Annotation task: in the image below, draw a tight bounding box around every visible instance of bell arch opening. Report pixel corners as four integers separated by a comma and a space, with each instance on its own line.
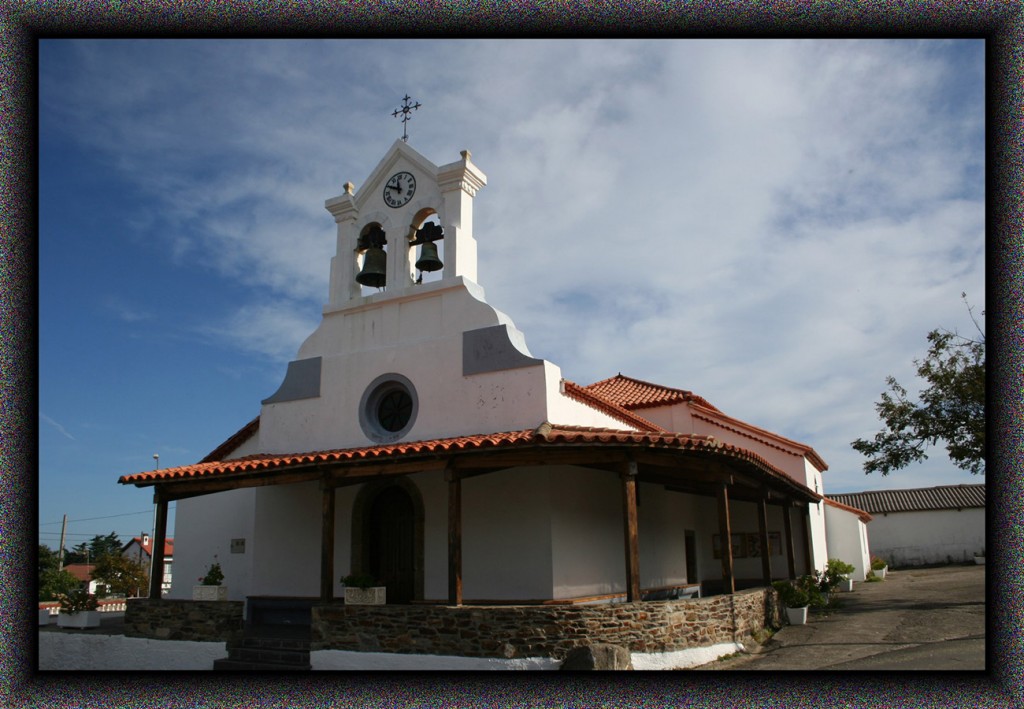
409, 210, 445, 286
356, 222, 388, 294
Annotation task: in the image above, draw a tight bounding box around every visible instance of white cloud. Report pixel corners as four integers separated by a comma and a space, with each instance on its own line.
40, 413, 75, 441
40, 39, 985, 494
198, 300, 321, 364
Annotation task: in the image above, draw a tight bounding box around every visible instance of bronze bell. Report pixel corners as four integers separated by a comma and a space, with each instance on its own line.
356, 246, 387, 288
415, 242, 443, 272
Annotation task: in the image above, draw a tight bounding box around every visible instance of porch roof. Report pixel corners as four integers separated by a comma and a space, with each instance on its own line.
118, 423, 820, 505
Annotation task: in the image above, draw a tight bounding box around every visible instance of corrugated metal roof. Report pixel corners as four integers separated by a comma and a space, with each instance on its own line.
828, 484, 985, 514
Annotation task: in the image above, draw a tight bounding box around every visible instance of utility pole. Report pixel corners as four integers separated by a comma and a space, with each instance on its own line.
57, 514, 67, 571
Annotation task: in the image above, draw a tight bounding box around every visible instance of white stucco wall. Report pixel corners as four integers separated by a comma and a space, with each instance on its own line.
460, 467, 553, 600
823, 505, 871, 581
803, 462, 829, 573
548, 467, 627, 599
635, 481, 690, 590
168, 487, 256, 602
865, 508, 985, 567
250, 482, 322, 597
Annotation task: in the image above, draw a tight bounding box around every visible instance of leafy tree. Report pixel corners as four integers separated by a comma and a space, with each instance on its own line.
92, 553, 150, 598
64, 541, 91, 565
38, 544, 60, 575
852, 295, 985, 475
64, 532, 123, 565
40, 568, 81, 601
38, 544, 81, 601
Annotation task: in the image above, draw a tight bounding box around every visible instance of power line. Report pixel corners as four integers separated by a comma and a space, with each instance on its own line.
39, 507, 173, 526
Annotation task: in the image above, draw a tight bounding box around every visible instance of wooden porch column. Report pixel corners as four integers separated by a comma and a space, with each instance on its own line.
716, 482, 735, 595
783, 502, 797, 579
447, 468, 463, 606
320, 481, 335, 603
149, 495, 168, 599
621, 460, 641, 602
758, 495, 772, 585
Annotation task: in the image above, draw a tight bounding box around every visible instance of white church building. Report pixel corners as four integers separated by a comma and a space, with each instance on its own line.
118, 138, 869, 662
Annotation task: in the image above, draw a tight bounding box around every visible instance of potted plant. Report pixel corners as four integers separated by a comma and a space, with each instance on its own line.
870, 556, 888, 579
773, 580, 810, 625
56, 589, 101, 628
973, 549, 985, 565
341, 573, 386, 605
826, 558, 856, 592
193, 559, 228, 601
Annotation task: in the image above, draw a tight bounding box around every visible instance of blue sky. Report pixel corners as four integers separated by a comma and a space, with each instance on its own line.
37, 39, 985, 551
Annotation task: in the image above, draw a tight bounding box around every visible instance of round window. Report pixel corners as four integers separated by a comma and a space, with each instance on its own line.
359, 374, 418, 443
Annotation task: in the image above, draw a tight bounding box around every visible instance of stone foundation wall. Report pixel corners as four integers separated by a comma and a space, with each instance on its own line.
124, 599, 243, 641
313, 588, 780, 660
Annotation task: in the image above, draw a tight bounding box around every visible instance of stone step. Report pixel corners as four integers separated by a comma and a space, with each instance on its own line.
213, 658, 311, 671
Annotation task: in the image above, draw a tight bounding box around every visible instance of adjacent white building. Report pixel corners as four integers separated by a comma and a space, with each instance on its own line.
829, 484, 985, 568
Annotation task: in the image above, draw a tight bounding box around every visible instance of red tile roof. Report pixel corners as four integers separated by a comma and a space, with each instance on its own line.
123, 537, 174, 558
584, 374, 721, 412
585, 374, 828, 472
823, 497, 873, 523
689, 408, 829, 472
63, 563, 96, 583
560, 380, 664, 432
199, 416, 259, 463
118, 423, 818, 502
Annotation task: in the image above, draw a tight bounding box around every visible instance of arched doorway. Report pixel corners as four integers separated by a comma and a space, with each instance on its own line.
351, 478, 423, 604
368, 486, 415, 603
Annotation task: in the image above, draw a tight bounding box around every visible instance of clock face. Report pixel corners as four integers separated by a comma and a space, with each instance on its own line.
383, 171, 416, 208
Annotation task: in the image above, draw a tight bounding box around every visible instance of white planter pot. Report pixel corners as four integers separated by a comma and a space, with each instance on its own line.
974, 556, 985, 565
192, 585, 228, 601
785, 606, 808, 625
39, 609, 53, 625
57, 610, 101, 628
871, 566, 887, 579
840, 579, 854, 592
344, 586, 386, 605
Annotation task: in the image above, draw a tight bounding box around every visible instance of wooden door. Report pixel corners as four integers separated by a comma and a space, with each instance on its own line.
368, 486, 415, 603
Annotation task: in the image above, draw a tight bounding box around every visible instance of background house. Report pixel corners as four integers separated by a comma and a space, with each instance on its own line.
122, 535, 174, 596
62, 563, 108, 595
829, 484, 984, 567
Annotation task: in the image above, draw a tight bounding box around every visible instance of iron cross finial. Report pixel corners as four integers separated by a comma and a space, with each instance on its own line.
392, 94, 421, 143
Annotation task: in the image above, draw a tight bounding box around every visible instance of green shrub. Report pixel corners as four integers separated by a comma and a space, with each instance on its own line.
201, 562, 224, 586
341, 573, 380, 589
57, 588, 99, 615
772, 580, 810, 608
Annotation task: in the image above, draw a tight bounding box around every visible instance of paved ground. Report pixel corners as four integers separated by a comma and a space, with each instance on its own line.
695, 564, 986, 670
39, 611, 126, 634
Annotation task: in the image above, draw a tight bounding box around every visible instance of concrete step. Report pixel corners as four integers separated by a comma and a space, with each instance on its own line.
215, 624, 312, 671
238, 635, 310, 651
228, 646, 309, 665
213, 658, 311, 671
